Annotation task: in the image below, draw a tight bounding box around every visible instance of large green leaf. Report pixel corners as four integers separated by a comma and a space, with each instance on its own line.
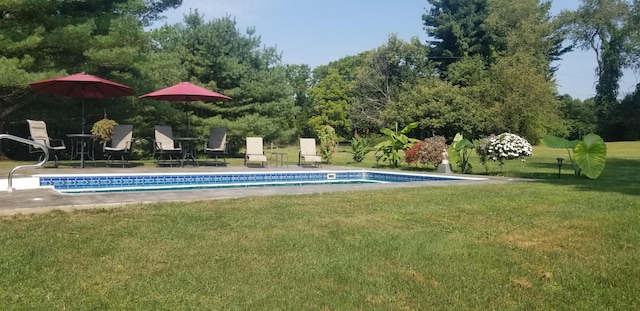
455, 139, 474, 151
380, 128, 395, 137
447, 144, 459, 167
399, 122, 420, 134
574, 139, 607, 179
374, 140, 391, 149
452, 133, 464, 144
582, 133, 605, 145
541, 136, 579, 149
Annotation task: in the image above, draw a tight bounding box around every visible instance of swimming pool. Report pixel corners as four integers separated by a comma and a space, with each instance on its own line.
34, 170, 487, 194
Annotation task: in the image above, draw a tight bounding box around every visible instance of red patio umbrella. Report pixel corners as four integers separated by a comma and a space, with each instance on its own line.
139, 82, 232, 136
28, 72, 134, 134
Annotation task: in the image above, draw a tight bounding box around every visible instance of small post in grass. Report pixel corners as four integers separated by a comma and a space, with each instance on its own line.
556, 157, 564, 178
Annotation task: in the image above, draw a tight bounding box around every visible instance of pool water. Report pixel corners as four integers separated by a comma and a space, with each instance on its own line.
35, 170, 486, 194
60, 180, 378, 194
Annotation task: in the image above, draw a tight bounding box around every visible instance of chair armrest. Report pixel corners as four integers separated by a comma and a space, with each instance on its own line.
50, 137, 65, 148
27, 136, 46, 153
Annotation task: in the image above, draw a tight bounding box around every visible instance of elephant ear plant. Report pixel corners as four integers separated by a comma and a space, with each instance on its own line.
447, 133, 474, 174
541, 133, 607, 179
374, 122, 419, 168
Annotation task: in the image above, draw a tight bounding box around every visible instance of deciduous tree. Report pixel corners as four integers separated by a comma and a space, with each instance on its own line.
561, 0, 634, 139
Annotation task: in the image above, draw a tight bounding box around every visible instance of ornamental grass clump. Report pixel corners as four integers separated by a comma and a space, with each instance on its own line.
484, 133, 533, 166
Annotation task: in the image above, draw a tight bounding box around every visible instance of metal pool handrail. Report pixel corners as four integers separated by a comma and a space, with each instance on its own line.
1, 134, 48, 191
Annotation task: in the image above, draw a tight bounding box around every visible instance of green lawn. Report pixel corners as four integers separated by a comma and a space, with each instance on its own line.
1, 142, 639, 310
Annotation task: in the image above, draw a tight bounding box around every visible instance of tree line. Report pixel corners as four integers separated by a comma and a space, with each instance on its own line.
1, 0, 639, 160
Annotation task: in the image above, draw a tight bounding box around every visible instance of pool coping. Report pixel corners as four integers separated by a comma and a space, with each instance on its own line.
0, 165, 525, 215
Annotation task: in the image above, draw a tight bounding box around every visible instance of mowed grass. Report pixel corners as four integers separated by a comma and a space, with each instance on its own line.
1, 142, 639, 309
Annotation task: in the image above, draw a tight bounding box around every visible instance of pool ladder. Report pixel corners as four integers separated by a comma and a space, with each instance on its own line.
1, 134, 48, 192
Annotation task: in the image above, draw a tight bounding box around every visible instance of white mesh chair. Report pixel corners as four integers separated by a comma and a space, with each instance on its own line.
298, 138, 322, 167
103, 124, 134, 167
154, 125, 182, 167
204, 127, 227, 166
244, 137, 267, 167
26, 119, 66, 167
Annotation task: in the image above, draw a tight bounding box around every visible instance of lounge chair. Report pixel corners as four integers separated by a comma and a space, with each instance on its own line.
244, 137, 267, 167
204, 127, 227, 166
299, 138, 322, 167
26, 119, 66, 167
154, 125, 182, 167
103, 124, 134, 168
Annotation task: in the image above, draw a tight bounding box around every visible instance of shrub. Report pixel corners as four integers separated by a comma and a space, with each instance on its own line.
91, 118, 118, 143
317, 125, 338, 164
474, 135, 495, 169
481, 133, 533, 166
404, 141, 421, 165
418, 135, 448, 167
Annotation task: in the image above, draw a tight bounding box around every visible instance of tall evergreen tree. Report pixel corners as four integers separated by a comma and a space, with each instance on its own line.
423, 0, 499, 70
0, 0, 180, 132
142, 12, 295, 150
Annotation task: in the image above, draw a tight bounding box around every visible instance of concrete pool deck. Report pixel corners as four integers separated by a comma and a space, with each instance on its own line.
0, 164, 522, 215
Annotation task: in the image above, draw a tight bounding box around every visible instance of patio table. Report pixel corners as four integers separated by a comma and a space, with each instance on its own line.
174, 137, 200, 166
66, 133, 97, 168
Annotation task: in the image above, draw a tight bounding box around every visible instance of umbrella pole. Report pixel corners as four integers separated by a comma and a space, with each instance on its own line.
81, 87, 86, 134
185, 101, 189, 137
82, 99, 85, 134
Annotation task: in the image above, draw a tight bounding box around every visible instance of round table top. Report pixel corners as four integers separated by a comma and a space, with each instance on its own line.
174, 137, 201, 141
66, 133, 98, 138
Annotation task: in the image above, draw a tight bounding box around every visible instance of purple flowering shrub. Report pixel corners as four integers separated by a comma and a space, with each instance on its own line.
474, 135, 495, 166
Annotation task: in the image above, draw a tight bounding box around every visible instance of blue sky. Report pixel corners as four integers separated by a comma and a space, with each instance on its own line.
159, 0, 638, 100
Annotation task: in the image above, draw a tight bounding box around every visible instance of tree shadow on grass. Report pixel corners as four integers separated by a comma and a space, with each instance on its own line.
369, 158, 640, 196
522, 158, 640, 196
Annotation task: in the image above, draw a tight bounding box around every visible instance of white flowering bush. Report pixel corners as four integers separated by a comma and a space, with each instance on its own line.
479, 133, 532, 164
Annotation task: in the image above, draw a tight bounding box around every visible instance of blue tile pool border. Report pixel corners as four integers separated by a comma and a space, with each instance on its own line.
34, 170, 487, 193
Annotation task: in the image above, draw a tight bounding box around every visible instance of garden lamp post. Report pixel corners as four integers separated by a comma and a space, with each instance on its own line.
556, 157, 564, 178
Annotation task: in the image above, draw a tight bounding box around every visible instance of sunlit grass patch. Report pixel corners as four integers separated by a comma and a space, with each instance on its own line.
1, 142, 640, 309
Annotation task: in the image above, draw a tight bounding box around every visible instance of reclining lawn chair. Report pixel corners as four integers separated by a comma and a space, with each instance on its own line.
26, 119, 66, 167
204, 127, 227, 166
154, 125, 182, 167
103, 124, 134, 167
244, 137, 267, 167
298, 138, 322, 167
